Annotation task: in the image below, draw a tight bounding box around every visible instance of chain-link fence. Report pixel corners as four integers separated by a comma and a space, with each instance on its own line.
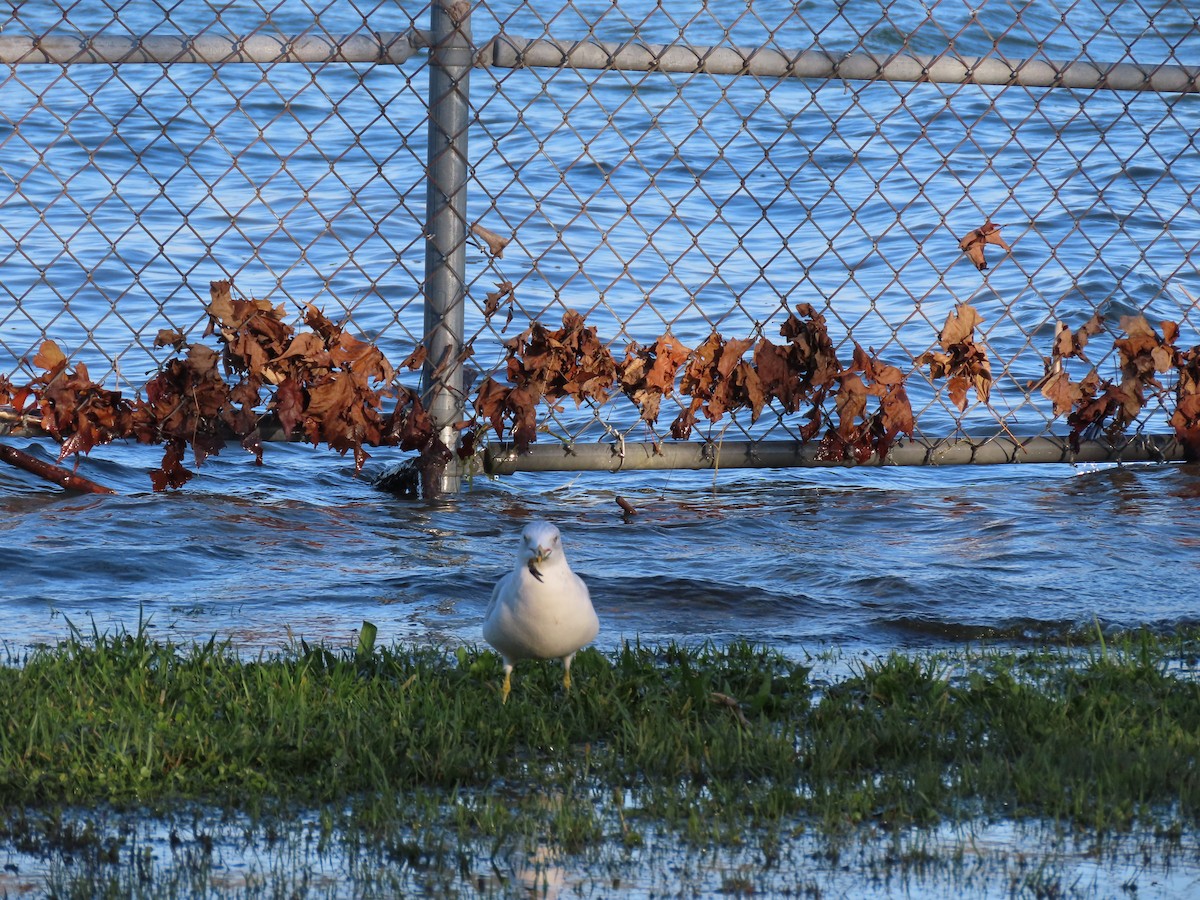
0, 1, 1197, 492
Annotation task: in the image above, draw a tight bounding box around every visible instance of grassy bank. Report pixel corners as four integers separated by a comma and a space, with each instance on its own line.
2, 625, 1200, 895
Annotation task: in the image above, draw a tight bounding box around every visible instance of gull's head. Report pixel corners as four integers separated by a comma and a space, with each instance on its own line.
518, 520, 563, 582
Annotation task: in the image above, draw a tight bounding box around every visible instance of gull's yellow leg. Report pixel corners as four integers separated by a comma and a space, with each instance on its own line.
501, 667, 512, 704
563, 653, 574, 692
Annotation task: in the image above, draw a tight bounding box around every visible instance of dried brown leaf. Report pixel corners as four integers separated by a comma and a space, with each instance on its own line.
617, 334, 690, 425
947, 375, 971, 412
400, 345, 427, 371
155, 329, 186, 350
1050, 312, 1106, 362
33, 340, 66, 371
471, 222, 511, 258
1040, 369, 1082, 416
958, 221, 1010, 271
273, 377, 305, 436
484, 280, 515, 323
938, 303, 983, 350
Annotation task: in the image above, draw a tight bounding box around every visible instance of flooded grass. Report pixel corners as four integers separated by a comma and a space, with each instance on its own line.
3, 624, 1200, 895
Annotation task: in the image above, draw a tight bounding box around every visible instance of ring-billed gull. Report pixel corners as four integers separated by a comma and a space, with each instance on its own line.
483, 520, 599, 704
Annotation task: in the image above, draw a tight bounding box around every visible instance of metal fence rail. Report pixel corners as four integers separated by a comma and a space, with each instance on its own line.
485, 35, 1200, 92
0, 1, 1197, 494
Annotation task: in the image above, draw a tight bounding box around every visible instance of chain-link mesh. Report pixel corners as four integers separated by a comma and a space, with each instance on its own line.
0, 1, 431, 398
1, 1, 1197, 479
462, 1, 1200, 472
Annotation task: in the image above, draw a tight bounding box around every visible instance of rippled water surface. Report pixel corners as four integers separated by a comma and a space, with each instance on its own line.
3, 439, 1198, 661
1, 0, 1199, 659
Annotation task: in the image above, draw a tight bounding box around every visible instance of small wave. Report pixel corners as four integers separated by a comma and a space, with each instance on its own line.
585, 574, 810, 612
879, 615, 1200, 646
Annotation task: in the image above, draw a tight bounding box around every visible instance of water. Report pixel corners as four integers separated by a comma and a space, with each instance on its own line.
2, 436, 1198, 663
5, 808, 1200, 898
1, 0, 1199, 657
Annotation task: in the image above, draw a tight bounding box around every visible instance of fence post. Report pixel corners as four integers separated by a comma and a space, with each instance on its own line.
420, 0, 472, 496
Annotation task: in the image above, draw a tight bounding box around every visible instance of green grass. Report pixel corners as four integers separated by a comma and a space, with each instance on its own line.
3, 623, 1200, 895
0, 626, 811, 824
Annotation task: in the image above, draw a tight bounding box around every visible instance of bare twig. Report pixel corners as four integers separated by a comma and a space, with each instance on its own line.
0, 442, 117, 494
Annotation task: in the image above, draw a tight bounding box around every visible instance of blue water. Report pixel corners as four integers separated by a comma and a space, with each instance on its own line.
2, 437, 1198, 663
1, 1, 1199, 658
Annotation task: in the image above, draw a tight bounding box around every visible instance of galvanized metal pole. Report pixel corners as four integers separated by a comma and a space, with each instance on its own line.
421, 0, 472, 496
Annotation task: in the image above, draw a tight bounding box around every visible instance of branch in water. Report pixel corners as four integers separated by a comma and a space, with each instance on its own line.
0, 442, 117, 495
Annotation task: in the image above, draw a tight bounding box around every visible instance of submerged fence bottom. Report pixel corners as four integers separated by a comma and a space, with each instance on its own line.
481, 436, 1189, 475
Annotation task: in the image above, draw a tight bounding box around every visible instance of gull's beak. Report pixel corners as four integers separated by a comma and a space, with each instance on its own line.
526, 546, 551, 582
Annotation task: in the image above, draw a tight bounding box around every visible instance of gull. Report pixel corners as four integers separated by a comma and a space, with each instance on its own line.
483, 520, 599, 704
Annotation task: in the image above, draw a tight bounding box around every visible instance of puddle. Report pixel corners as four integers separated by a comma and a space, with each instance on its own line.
3, 806, 1199, 898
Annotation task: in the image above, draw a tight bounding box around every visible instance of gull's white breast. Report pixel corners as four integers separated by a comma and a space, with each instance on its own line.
484, 561, 599, 662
